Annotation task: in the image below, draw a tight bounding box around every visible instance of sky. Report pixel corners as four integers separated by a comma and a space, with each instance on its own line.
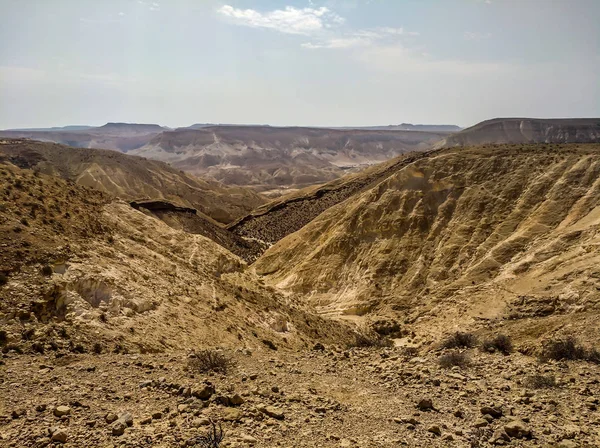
0, 0, 599, 129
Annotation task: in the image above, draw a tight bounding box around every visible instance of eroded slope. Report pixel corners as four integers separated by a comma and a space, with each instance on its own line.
229, 151, 436, 245
0, 163, 356, 356
255, 143, 600, 343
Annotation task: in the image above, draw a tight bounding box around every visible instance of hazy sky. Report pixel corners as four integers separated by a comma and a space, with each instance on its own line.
1, 0, 599, 128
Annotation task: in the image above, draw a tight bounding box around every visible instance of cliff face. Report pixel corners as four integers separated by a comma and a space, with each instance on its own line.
435, 118, 600, 148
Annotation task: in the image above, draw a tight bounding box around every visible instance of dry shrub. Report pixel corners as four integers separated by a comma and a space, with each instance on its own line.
525, 374, 557, 389
439, 350, 470, 369
188, 349, 233, 374
540, 337, 587, 362
192, 419, 225, 447
481, 334, 513, 355
442, 332, 478, 349
347, 332, 393, 349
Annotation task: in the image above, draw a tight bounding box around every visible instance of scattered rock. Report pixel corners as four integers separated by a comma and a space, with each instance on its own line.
427, 425, 442, 436
504, 420, 532, 439
50, 428, 68, 443
53, 406, 71, 417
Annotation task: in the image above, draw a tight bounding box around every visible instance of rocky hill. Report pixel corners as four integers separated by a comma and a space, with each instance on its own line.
0, 139, 266, 223
131, 126, 448, 194
436, 118, 600, 148
255, 143, 600, 345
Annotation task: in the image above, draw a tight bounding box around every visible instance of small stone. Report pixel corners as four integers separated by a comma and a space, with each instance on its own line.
481, 406, 503, 419
152, 411, 163, 420
140, 416, 152, 425
504, 420, 532, 439
111, 420, 127, 436
192, 384, 215, 400
427, 425, 442, 436
557, 441, 578, 448
51, 428, 68, 443
105, 413, 118, 423
118, 412, 133, 426
53, 406, 71, 417
474, 418, 489, 428
222, 408, 243, 422
229, 394, 245, 406
491, 428, 511, 443
258, 405, 284, 420
192, 417, 211, 427
240, 434, 257, 444
417, 398, 435, 411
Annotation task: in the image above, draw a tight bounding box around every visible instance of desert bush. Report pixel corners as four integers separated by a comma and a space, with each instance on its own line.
188, 349, 233, 374
481, 334, 513, 355
32, 342, 45, 354
0, 273, 7, 287
41, 265, 53, 276
0, 329, 7, 345
93, 343, 103, 354
347, 332, 393, 349
586, 348, 600, 364
191, 419, 225, 447
540, 336, 586, 362
525, 374, 557, 389
442, 332, 478, 349
439, 350, 470, 369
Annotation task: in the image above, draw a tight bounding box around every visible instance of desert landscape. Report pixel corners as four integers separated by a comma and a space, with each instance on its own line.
2, 0, 600, 447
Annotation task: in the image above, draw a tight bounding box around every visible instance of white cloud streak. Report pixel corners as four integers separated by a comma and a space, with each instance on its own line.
302, 27, 419, 50
217, 5, 344, 35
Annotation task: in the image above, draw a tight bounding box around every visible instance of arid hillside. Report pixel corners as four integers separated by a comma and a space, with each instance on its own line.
255, 143, 600, 344
0, 139, 266, 223
0, 162, 357, 356
229, 151, 435, 245
131, 126, 448, 193
436, 118, 600, 148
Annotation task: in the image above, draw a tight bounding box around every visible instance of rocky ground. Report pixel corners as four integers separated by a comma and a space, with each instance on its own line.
1, 344, 598, 447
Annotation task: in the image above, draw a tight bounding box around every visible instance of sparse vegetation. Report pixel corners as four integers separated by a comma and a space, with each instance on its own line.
191, 420, 225, 448
188, 349, 233, 374
346, 332, 393, 349
41, 265, 53, 276
441, 332, 478, 349
539, 336, 597, 363
439, 350, 470, 368
0, 273, 7, 286
481, 334, 513, 355
93, 342, 103, 354
525, 374, 557, 389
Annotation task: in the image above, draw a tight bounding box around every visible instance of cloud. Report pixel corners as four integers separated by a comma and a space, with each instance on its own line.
118, 12, 125, 17
302, 26, 419, 50
217, 5, 344, 35
138, 0, 159, 11
464, 31, 492, 40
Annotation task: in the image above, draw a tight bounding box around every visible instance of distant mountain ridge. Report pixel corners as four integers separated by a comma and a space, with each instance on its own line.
435, 117, 600, 148
131, 125, 450, 193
